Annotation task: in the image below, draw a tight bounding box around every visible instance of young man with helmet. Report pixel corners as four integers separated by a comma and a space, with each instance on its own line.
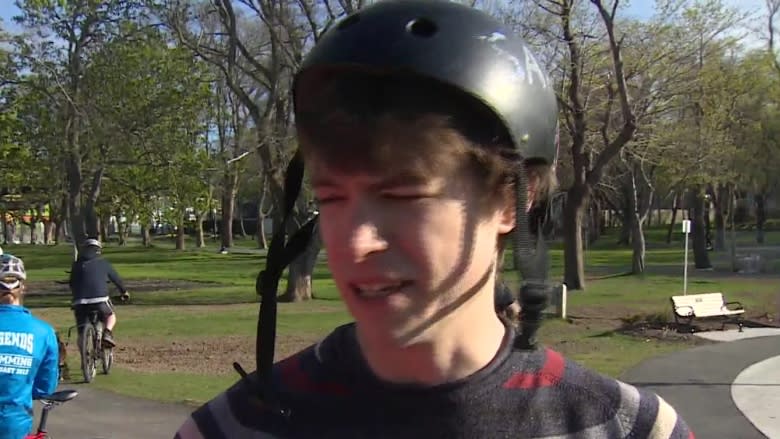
69, 238, 129, 348
0, 254, 60, 439
176, 1, 693, 437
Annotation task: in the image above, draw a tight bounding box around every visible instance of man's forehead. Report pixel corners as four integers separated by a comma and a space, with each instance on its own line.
310, 165, 436, 188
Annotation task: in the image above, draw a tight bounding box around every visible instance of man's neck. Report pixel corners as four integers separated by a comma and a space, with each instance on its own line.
356, 301, 507, 387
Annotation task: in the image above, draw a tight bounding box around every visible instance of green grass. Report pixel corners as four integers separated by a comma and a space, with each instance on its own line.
60, 359, 238, 405
9, 230, 780, 405
93, 369, 237, 405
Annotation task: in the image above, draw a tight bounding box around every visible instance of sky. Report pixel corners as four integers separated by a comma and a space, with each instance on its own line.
0, 0, 773, 42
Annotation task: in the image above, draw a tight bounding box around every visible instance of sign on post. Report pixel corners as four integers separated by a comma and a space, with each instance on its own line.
682, 220, 691, 295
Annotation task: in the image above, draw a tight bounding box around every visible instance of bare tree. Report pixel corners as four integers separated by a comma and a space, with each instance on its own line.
768, 0, 780, 73
532, 0, 637, 290
165, 0, 364, 301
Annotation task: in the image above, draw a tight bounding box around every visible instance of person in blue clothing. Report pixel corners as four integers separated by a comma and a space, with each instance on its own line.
69, 238, 129, 348
0, 254, 59, 439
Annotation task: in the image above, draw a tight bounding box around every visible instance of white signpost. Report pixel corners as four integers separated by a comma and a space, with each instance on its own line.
682, 220, 692, 295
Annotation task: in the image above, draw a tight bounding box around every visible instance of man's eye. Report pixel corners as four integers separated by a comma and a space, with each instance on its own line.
382, 193, 433, 200
315, 196, 344, 204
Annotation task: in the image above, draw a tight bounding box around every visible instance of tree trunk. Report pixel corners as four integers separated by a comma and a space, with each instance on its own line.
83, 167, 104, 238
117, 221, 126, 246
196, 211, 207, 248
618, 210, 632, 245
666, 191, 680, 244
630, 213, 646, 274
257, 215, 268, 250
691, 189, 712, 269
588, 198, 601, 244
630, 164, 654, 274
99, 213, 110, 243
279, 226, 322, 302
256, 187, 269, 249
563, 186, 588, 290
4, 215, 14, 244
618, 178, 632, 245
29, 218, 37, 245
755, 192, 766, 244
117, 211, 128, 246
220, 165, 240, 249
44, 221, 54, 244
141, 224, 151, 247
64, 94, 87, 243
730, 188, 738, 271
55, 193, 69, 245
1, 212, 7, 245
55, 220, 67, 245
239, 207, 248, 238
67, 164, 85, 243
712, 184, 727, 251
176, 215, 186, 250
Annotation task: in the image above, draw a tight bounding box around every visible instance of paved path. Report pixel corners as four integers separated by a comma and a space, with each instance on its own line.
622, 334, 780, 439
694, 327, 780, 342
732, 354, 780, 439
33, 385, 193, 439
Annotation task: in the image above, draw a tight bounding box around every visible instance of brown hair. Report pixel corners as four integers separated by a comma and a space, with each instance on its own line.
294, 68, 557, 211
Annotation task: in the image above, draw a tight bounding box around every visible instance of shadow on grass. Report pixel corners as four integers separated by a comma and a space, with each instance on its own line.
585, 271, 634, 281
587, 316, 778, 339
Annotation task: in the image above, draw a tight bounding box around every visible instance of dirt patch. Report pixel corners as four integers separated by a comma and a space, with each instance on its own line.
25, 279, 220, 296
61, 292, 780, 377
563, 301, 778, 345
95, 333, 324, 375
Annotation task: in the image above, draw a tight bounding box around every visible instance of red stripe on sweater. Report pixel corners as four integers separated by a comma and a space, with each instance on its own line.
502, 348, 565, 389
280, 355, 351, 396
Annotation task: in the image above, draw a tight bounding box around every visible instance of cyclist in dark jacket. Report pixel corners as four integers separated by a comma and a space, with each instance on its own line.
68, 239, 129, 347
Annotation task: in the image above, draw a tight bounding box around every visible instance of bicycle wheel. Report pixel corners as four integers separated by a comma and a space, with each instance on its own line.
80, 325, 97, 383
101, 342, 113, 375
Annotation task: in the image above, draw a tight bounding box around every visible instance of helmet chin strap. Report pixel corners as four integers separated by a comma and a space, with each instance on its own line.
512, 167, 551, 351
233, 150, 318, 415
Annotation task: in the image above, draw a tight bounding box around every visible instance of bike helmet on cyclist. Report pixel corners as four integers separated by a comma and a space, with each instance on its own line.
244, 0, 559, 410
0, 254, 27, 290
83, 238, 102, 249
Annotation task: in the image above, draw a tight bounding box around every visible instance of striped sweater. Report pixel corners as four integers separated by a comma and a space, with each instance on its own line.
175, 323, 693, 438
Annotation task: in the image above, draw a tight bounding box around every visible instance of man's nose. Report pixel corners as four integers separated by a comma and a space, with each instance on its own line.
348, 210, 389, 263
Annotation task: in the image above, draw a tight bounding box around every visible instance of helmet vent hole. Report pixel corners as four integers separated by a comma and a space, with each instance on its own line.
337, 14, 361, 30
406, 17, 437, 37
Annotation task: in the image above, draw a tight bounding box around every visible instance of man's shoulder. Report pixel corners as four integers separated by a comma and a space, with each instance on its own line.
513, 347, 691, 438
176, 330, 348, 439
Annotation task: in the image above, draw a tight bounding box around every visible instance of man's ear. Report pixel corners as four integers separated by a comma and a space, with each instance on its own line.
498, 176, 538, 234
498, 193, 516, 234
526, 174, 538, 212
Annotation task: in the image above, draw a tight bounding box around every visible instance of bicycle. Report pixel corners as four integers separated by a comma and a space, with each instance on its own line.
73, 309, 113, 383
24, 389, 79, 439
58, 272, 128, 383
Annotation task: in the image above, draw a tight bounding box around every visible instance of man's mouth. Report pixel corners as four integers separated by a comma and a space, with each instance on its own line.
351, 281, 414, 298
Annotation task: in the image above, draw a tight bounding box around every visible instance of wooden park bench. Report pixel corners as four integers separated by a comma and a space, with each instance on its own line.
670, 293, 745, 332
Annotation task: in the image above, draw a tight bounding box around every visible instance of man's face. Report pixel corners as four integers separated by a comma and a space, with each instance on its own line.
309, 148, 515, 346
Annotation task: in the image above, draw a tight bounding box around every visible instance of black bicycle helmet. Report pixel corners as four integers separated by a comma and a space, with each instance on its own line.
295, 0, 558, 166
239, 0, 559, 415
